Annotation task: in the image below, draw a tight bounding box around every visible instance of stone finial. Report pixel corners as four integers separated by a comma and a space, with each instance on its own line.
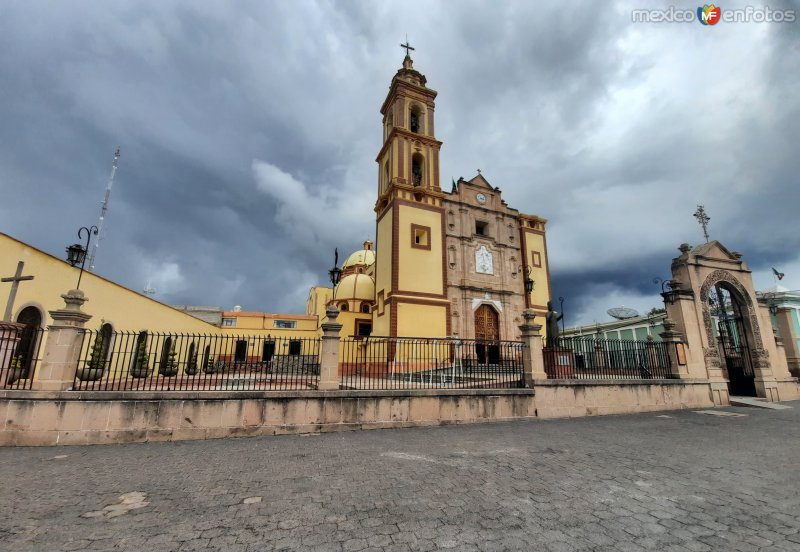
731, 251, 742, 259
662, 317, 676, 332
61, 289, 88, 311
325, 305, 340, 323
679, 243, 691, 254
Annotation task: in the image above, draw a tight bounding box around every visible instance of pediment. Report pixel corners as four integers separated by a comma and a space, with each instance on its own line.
690, 240, 740, 262
466, 173, 498, 191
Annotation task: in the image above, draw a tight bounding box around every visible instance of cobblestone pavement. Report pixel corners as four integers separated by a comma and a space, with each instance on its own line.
2, 402, 800, 551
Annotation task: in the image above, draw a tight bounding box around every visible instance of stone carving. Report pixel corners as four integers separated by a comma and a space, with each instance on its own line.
475, 245, 493, 275
699, 269, 764, 354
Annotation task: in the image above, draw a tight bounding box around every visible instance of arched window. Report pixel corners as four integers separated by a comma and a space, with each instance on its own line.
14, 306, 42, 377
383, 160, 390, 191
186, 342, 197, 374
385, 112, 394, 140
409, 106, 422, 133
361, 303, 371, 314
202, 344, 211, 372
340, 303, 349, 312
130, 331, 149, 374
99, 322, 114, 371
411, 153, 424, 187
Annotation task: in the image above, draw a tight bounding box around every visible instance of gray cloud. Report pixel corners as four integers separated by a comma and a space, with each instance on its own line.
1, 0, 797, 325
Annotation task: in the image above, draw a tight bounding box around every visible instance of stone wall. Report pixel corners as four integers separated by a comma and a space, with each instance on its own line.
0, 381, 716, 446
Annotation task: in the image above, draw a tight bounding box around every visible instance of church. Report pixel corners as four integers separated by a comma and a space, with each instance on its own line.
0, 50, 552, 351
314, 50, 552, 341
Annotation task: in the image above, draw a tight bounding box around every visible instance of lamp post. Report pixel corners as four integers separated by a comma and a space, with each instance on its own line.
653, 277, 675, 306
65, 226, 98, 290
328, 248, 342, 287
558, 296, 565, 333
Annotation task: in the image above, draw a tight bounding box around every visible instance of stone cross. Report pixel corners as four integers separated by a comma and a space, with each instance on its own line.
400, 40, 415, 57
2, 261, 34, 321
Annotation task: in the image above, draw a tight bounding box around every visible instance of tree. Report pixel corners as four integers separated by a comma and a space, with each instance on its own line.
130, 338, 150, 378
647, 307, 666, 316
160, 344, 178, 377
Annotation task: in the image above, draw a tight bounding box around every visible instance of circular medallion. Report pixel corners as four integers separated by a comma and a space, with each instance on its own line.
476, 193, 486, 204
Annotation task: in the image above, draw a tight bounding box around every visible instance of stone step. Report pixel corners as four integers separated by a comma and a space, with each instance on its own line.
729, 396, 792, 409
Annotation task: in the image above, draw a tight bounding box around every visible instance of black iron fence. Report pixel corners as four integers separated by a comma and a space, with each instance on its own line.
340, 336, 525, 390
1, 326, 45, 390
73, 330, 322, 391
544, 336, 674, 380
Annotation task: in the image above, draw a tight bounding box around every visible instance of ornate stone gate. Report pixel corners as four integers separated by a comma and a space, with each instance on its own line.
662, 241, 799, 404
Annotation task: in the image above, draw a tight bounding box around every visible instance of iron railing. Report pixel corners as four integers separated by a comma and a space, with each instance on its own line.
544, 336, 674, 380
1, 326, 45, 390
73, 331, 321, 391
340, 336, 525, 390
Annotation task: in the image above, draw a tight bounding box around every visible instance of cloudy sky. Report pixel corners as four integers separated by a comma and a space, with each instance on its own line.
1, 0, 798, 326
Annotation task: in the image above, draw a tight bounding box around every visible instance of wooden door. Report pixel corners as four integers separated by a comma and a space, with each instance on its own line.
474, 305, 500, 340
474, 305, 500, 364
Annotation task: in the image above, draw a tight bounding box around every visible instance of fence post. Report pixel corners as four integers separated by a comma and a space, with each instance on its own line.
519, 309, 546, 386
659, 317, 689, 379
318, 306, 342, 391
32, 289, 92, 391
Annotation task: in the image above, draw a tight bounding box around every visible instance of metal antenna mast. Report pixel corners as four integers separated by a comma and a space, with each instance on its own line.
88, 147, 121, 271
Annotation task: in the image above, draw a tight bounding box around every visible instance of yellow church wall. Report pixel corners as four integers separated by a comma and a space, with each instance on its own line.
376, 210, 393, 292
396, 302, 447, 338
373, 303, 391, 337
305, 286, 332, 319
521, 230, 551, 313
0, 233, 215, 334
397, 205, 443, 296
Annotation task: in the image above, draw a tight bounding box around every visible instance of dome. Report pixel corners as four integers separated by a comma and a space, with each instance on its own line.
342, 240, 375, 270
334, 273, 375, 302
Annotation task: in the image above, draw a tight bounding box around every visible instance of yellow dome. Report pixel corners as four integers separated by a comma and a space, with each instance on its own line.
334, 273, 375, 302
342, 241, 375, 269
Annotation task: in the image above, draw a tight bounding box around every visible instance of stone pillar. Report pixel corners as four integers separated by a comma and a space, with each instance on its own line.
0, 321, 25, 382
32, 289, 92, 391
318, 306, 342, 391
663, 286, 707, 379
774, 307, 800, 378
659, 318, 690, 379
519, 309, 546, 386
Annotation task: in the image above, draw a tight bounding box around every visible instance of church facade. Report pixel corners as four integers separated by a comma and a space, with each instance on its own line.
324, 53, 552, 341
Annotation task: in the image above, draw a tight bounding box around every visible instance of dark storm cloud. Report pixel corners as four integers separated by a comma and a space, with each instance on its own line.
1, 0, 798, 325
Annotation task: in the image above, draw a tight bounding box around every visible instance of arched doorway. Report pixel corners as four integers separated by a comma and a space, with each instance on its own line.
708, 283, 757, 396
474, 304, 500, 364
14, 306, 42, 377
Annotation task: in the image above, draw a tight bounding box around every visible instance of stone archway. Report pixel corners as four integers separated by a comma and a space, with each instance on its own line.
699, 273, 761, 396
664, 241, 798, 403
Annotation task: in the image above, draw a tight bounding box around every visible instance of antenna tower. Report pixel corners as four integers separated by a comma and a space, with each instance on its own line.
88, 147, 121, 271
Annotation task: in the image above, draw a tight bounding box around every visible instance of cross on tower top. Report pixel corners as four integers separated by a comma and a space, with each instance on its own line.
1, 261, 34, 321
693, 205, 711, 243
400, 39, 415, 57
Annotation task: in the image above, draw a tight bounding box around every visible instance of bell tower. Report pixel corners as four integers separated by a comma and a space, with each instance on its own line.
373, 45, 448, 337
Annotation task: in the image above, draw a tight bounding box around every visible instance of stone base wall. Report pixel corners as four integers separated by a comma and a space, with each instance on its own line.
533, 380, 715, 418
0, 381, 718, 446
774, 378, 800, 402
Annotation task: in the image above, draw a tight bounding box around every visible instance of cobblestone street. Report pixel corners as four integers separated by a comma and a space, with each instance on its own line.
1, 402, 799, 551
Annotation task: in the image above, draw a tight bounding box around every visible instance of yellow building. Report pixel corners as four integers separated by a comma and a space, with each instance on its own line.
314, 52, 552, 342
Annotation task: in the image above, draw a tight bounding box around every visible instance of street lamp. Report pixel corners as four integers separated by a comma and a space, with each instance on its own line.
523, 265, 535, 295
328, 248, 342, 286
65, 226, 98, 290
558, 296, 565, 333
